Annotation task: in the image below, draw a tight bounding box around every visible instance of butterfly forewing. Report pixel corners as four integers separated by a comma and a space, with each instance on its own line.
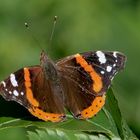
57, 51, 126, 96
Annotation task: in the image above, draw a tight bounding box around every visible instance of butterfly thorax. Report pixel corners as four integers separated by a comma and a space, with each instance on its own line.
40, 51, 58, 82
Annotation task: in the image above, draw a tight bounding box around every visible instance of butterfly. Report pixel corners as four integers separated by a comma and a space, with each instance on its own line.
0, 50, 126, 122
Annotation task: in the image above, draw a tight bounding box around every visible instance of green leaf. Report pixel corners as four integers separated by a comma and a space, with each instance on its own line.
105, 88, 138, 140
0, 88, 138, 140
0, 111, 119, 139
27, 128, 111, 140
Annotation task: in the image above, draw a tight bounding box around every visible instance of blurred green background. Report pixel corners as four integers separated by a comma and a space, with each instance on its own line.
0, 0, 140, 139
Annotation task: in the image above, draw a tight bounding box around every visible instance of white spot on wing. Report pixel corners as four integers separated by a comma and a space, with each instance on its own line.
113, 52, 117, 58
106, 66, 112, 72
13, 90, 19, 96
21, 92, 24, 95
9, 91, 12, 94
5, 89, 8, 91
10, 74, 18, 87
101, 71, 105, 74
1, 81, 6, 87
113, 64, 116, 67
96, 51, 107, 64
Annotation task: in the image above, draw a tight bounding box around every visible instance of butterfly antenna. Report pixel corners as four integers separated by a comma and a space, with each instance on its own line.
24, 22, 43, 50
48, 16, 58, 49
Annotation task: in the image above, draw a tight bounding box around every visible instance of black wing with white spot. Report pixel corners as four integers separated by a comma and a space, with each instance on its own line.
81, 51, 126, 91
57, 51, 126, 96
83, 51, 126, 74
0, 68, 30, 108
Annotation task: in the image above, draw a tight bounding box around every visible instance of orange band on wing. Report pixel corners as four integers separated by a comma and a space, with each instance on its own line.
81, 95, 105, 118
28, 107, 65, 122
75, 54, 103, 93
24, 68, 39, 107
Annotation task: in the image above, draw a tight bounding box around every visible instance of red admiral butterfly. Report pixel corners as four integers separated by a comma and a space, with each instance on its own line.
0, 50, 126, 122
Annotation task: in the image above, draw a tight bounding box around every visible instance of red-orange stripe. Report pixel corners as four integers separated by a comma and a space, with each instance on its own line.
75, 54, 103, 93
81, 95, 106, 118
24, 68, 64, 122
24, 68, 39, 107
28, 107, 64, 122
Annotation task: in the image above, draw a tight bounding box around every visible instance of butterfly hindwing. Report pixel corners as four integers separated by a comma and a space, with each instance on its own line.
60, 74, 106, 119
